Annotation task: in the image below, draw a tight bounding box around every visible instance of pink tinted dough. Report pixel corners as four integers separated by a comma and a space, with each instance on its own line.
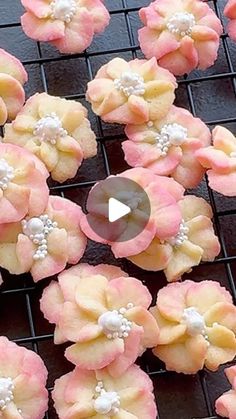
52, 364, 157, 419
0, 196, 87, 282
0, 49, 27, 124
0, 143, 49, 224
123, 105, 211, 188
0, 336, 48, 419
3, 92, 97, 183
40, 263, 159, 375
151, 280, 236, 374
86, 57, 177, 125
128, 195, 220, 281
215, 365, 236, 418
196, 125, 236, 196
80, 167, 185, 259
139, 0, 223, 76
21, 0, 110, 54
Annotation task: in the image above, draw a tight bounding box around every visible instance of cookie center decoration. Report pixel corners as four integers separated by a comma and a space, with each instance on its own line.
33, 113, 67, 145
183, 307, 207, 338
50, 0, 77, 23
98, 304, 133, 339
155, 123, 188, 156
167, 12, 196, 37
167, 220, 189, 247
22, 215, 58, 261
94, 382, 120, 415
114, 72, 145, 97
0, 377, 14, 411
0, 159, 14, 191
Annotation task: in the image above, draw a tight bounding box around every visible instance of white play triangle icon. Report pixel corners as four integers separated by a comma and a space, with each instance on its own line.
108, 197, 131, 223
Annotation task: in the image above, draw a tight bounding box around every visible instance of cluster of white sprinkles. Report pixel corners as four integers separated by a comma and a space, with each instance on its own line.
33, 112, 67, 145
0, 377, 14, 411
155, 123, 188, 156
167, 219, 189, 248
167, 12, 196, 37
50, 0, 77, 23
98, 303, 134, 340
0, 159, 14, 191
94, 381, 121, 415
22, 215, 58, 260
182, 307, 210, 346
114, 71, 146, 97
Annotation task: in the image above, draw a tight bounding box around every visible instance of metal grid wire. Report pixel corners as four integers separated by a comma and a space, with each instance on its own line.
0, 0, 236, 418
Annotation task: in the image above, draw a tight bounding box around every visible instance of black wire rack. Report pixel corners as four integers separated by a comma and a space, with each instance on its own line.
0, 0, 236, 418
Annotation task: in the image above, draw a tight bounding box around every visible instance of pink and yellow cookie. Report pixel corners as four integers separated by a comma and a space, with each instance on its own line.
40, 263, 159, 376
21, 0, 110, 54
138, 0, 223, 76
123, 106, 211, 188
86, 57, 177, 125
196, 125, 236, 196
80, 168, 185, 259
0, 49, 27, 125
52, 364, 157, 418
0, 196, 87, 282
3, 92, 97, 183
0, 336, 48, 418
216, 365, 236, 418
225, 0, 236, 42
150, 280, 236, 374
128, 195, 220, 281
0, 143, 49, 224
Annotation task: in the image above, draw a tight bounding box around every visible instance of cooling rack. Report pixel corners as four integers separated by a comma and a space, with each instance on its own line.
0, 0, 236, 418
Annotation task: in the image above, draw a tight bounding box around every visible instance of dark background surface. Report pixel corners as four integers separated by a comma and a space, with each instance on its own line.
0, 0, 236, 418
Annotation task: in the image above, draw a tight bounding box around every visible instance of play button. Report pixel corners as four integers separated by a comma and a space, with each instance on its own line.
82, 176, 151, 243
108, 198, 131, 222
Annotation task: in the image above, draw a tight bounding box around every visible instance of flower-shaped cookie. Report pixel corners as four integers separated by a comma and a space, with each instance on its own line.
80, 168, 185, 259
139, 0, 223, 76
0, 196, 87, 282
150, 280, 236, 374
196, 125, 236, 196
216, 365, 236, 418
40, 263, 159, 376
21, 0, 110, 54
0, 336, 48, 418
53, 364, 157, 419
0, 143, 49, 224
128, 195, 220, 282
123, 106, 211, 188
0, 49, 27, 125
225, 0, 236, 42
86, 57, 177, 125
3, 92, 97, 183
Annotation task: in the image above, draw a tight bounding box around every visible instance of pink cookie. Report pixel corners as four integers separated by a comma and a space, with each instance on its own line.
150, 280, 236, 374
52, 364, 157, 418
21, 0, 110, 54
123, 105, 211, 188
225, 0, 236, 42
80, 167, 185, 259
0, 196, 87, 282
0, 336, 48, 418
3, 92, 97, 183
0, 143, 49, 224
128, 195, 220, 281
86, 57, 177, 125
0, 49, 27, 125
216, 365, 236, 418
40, 263, 159, 376
196, 125, 236, 196
139, 0, 223, 76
